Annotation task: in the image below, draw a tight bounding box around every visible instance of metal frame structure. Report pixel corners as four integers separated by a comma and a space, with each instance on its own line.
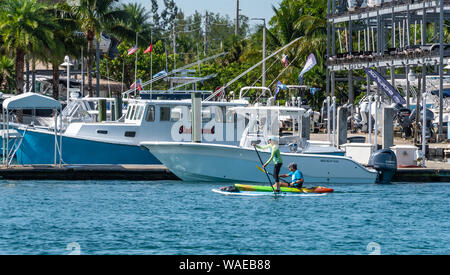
326, 0, 450, 139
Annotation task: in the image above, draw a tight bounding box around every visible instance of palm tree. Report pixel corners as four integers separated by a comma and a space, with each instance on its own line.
0, 56, 15, 92
45, 2, 84, 100
268, 0, 305, 47
113, 2, 153, 45
295, 0, 327, 68
72, 0, 126, 97
0, 0, 56, 94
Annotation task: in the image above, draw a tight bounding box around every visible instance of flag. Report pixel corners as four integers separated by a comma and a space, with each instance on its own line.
127, 45, 138, 55
281, 54, 289, 68
130, 79, 142, 91
298, 53, 317, 85
364, 68, 406, 105
274, 81, 287, 102
144, 44, 153, 54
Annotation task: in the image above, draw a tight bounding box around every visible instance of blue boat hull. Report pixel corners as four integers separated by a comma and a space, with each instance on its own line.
15, 129, 161, 165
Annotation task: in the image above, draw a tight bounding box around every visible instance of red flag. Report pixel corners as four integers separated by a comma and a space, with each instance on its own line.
130, 79, 142, 90
144, 44, 153, 54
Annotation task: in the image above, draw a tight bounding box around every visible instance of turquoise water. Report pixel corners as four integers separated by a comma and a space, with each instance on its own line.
0, 180, 449, 255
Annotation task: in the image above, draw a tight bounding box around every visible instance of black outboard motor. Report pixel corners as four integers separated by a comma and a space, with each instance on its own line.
393, 103, 412, 137
368, 149, 397, 184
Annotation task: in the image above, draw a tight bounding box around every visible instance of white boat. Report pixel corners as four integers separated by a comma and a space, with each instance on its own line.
140, 141, 379, 183
140, 106, 383, 184
7, 65, 249, 165
10, 98, 248, 165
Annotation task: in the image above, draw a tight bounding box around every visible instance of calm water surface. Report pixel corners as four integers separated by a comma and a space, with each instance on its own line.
0, 180, 449, 255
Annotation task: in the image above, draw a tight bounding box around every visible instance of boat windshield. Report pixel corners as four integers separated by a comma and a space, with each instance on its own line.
237, 107, 303, 148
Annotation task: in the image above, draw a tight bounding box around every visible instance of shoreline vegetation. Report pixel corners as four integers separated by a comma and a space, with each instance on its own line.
0, 0, 328, 109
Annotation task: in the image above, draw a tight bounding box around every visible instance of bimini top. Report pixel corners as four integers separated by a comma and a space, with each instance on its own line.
2, 92, 62, 110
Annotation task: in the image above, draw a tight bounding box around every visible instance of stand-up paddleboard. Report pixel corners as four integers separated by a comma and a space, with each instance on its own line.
234, 184, 334, 194
212, 188, 328, 197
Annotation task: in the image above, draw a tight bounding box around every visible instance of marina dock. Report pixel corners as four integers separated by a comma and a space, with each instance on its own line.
0, 164, 179, 181
0, 162, 448, 182
394, 161, 450, 182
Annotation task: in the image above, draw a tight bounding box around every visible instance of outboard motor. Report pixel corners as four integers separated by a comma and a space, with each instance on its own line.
368, 149, 397, 184
393, 103, 412, 137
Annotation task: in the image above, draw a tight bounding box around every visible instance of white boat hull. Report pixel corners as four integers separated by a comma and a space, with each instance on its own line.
140, 142, 379, 184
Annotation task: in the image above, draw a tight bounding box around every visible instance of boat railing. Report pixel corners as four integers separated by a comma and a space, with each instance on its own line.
239, 87, 272, 102
1, 128, 24, 165
122, 52, 227, 98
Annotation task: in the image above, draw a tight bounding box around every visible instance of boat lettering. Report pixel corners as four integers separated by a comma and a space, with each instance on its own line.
320, 159, 339, 163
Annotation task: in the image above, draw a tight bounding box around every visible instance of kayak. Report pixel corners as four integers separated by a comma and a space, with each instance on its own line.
234, 184, 334, 194
212, 189, 327, 197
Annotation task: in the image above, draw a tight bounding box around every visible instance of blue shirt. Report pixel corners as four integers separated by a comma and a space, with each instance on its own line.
289, 170, 303, 183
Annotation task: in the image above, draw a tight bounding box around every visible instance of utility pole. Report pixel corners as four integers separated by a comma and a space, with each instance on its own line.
235, 0, 240, 36
204, 11, 208, 55
251, 18, 266, 87
262, 20, 266, 88
173, 22, 176, 70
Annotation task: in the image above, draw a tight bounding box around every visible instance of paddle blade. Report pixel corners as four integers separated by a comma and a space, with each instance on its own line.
256, 165, 266, 173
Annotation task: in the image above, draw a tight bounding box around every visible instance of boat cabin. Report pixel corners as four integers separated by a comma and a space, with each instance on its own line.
64, 99, 249, 145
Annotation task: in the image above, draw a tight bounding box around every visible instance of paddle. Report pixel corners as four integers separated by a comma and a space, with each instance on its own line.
255, 165, 289, 184
253, 145, 277, 194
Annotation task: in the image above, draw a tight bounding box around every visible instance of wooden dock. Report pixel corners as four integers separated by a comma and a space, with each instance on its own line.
0, 163, 448, 182
392, 161, 450, 182
393, 168, 450, 182
0, 165, 180, 181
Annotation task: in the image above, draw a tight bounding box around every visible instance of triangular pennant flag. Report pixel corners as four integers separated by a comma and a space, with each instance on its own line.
298, 53, 317, 85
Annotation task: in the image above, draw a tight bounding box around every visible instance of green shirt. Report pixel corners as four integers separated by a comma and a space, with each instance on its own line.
256, 144, 283, 166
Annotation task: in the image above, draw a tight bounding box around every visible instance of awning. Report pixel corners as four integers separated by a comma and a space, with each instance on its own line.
2, 92, 62, 110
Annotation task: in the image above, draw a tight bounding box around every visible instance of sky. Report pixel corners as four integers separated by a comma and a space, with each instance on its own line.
129, 0, 282, 27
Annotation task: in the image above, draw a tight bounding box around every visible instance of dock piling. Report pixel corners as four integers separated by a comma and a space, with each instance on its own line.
301, 112, 311, 141
337, 106, 348, 148
191, 93, 202, 143
382, 107, 394, 149
114, 95, 122, 121
98, 99, 107, 122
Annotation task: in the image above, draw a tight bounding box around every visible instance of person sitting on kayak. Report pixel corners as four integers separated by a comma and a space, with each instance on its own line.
256, 136, 283, 192
280, 162, 304, 188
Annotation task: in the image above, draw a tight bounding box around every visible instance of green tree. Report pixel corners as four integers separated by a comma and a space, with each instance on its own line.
263, 0, 327, 109
0, 0, 56, 94
72, 0, 127, 96
113, 2, 153, 45
45, 2, 85, 100
161, 0, 178, 31
0, 56, 15, 92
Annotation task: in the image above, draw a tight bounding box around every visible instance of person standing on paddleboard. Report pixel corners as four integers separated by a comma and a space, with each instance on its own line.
256, 136, 283, 192
279, 162, 304, 188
